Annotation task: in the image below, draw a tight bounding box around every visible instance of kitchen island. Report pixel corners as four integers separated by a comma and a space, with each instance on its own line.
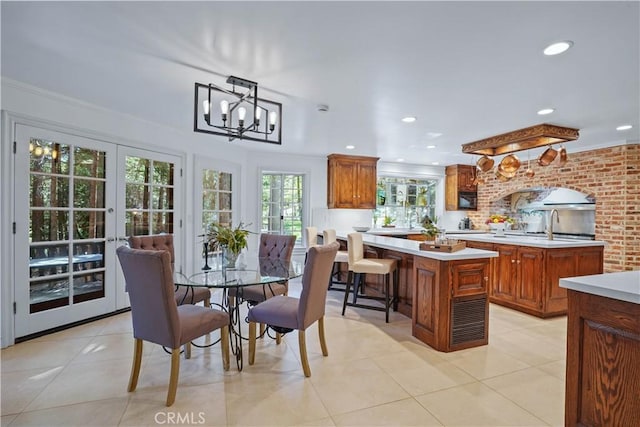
447, 233, 606, 318
560, 271, 640, 426
333, 232, 497, 352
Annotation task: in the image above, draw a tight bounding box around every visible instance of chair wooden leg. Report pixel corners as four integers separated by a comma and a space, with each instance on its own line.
248, 321, 257, 365
259, 323, 266, 339
184, 342, 191, 359
221, 325, 230, 371
318, 316, 328, 357
276, 332, 282, 345
166, 348, 180, 406
298, 330, 311, 377
204, 297, 211, 307
128, 338, 143, 392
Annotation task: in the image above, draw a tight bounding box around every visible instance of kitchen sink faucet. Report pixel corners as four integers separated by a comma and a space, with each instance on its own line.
547, 209, 559, 240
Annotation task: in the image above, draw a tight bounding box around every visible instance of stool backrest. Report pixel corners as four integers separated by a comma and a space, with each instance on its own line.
347, 232, 365, 267
304, 226, 318, 250
322, 229, 337, 244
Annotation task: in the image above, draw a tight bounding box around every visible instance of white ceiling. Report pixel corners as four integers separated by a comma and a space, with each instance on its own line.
2, 1, 639, 165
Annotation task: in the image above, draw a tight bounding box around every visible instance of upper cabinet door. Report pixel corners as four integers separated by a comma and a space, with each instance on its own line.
327, 154, 379, 209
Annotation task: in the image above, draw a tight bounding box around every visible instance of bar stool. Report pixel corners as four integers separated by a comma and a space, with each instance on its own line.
322, 229, 349, 290
341, 232, 398, 323
304, 226, 318, 264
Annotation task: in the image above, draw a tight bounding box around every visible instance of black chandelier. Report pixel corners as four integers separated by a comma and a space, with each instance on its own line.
194, 76, 282, 145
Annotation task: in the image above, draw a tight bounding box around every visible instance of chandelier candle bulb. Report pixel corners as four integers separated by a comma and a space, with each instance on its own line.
255, 107, 262, 125
220, 100, 229, 122
269, 111, 277, 131
238, 106, 246, 128
202, 100, 210, 115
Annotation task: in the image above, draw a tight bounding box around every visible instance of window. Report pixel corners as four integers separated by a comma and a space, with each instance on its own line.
202, 169, 233, 229
261, 173, 304, 245
374, 176, 438, 228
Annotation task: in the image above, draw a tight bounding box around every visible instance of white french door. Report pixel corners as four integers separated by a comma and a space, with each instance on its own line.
14, 125, 117, 337
13, 124, 182, 337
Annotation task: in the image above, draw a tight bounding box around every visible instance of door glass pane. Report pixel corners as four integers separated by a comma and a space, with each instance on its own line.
30, 175, 69, 207
74, 148, 106, 178
28, 137, 108, 313
30, 210, 70, 242
74, 179, 105, 208
125, 156, 175, 236
261, 173, 304, 245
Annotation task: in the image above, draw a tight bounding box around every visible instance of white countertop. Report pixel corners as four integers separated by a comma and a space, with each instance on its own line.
447, 233, 606, 249
337, 231, 497, 261
560, 271, 640, 304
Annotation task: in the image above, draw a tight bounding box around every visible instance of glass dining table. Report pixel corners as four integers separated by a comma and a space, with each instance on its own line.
174, 257, 303, 370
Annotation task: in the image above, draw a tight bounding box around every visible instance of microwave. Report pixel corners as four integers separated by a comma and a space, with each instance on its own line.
458, 192, 477, 210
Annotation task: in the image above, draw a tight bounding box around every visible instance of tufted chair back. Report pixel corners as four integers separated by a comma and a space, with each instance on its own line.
258, 234, 296, 261
128, 234, 175, 272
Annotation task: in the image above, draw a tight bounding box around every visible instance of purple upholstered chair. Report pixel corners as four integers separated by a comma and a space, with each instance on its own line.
128, 234, 211, 307
116, 246, 230, 406
247, 242, 339, 377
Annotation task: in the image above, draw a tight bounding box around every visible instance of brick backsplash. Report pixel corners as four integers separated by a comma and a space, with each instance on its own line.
467, 144, 639, 272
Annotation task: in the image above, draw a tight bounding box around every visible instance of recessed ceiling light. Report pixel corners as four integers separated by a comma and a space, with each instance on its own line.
397, 158, 405, 162
426, 132, 442, 139
543, 40, 573, 56
402, 116, 416, 123
427, 145, 436, 149
537, 108, 555, 115
616, 125, 633, 131
431, 161, 439, 166
345, 145, 355, 150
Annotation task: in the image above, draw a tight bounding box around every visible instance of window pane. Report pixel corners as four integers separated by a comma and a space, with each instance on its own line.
153, 161, 174, 186
126, 157, 151, 184
219, 172, 232, 191
30, 210, 70, 242
30, 140, 69, 174
30, 175, 69, 207
73, 272, 105, 304
74, 148, 106, 178
152, 212, 174, 234
126, 211, 149, 236
74, 211, 105, 239
74, 179, 105, 208
126, 183, 150, 209
203, 191, 218, 210
30, 243, 70, 277
152, 186, 174, 209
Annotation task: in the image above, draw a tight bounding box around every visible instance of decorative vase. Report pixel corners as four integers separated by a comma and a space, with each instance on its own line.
222, 246, 239, 268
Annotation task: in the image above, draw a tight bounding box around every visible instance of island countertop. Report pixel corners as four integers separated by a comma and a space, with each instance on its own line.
447, 232, 607, 249
560, 270, 640, 304
335, 231, 497, 261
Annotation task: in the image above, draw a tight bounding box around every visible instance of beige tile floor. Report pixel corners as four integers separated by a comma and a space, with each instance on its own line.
1, 278, 567, 426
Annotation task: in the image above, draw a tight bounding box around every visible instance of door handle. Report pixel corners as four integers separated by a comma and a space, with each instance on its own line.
107, 237, 115, 242
117, 237, 128, 242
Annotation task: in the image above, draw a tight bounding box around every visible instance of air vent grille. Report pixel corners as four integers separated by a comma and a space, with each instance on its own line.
451, 296, 486, 346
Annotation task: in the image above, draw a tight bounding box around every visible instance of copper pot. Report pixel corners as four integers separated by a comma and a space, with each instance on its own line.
476, 155, 495, 172
495, 166, 512, 182
537, 146, 558, 166
500, 154, 521, 173
497, 163, 517, 178
558, 146, 568, 166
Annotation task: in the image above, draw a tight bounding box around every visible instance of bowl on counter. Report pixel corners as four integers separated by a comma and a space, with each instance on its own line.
352, 226, 371, 232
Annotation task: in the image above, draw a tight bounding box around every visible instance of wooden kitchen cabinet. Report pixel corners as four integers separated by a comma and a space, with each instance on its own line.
413, 256, 490, 352
565, 289, 640, 426
445, 164, 477, 211
464, 240, 604, 318
327, 154, 379, 209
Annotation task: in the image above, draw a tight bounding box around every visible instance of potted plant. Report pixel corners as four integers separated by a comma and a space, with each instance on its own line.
420, 215, 440, 240
206, 222, 251, 267
382, 215, 395, 228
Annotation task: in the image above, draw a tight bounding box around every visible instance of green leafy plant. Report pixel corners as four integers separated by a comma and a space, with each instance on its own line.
383, 215, 395, 227
420, 215, 440, 238
207, 222, 251, 255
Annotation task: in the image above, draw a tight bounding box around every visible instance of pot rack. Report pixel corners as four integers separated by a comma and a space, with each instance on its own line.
461, 123, 579, 156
